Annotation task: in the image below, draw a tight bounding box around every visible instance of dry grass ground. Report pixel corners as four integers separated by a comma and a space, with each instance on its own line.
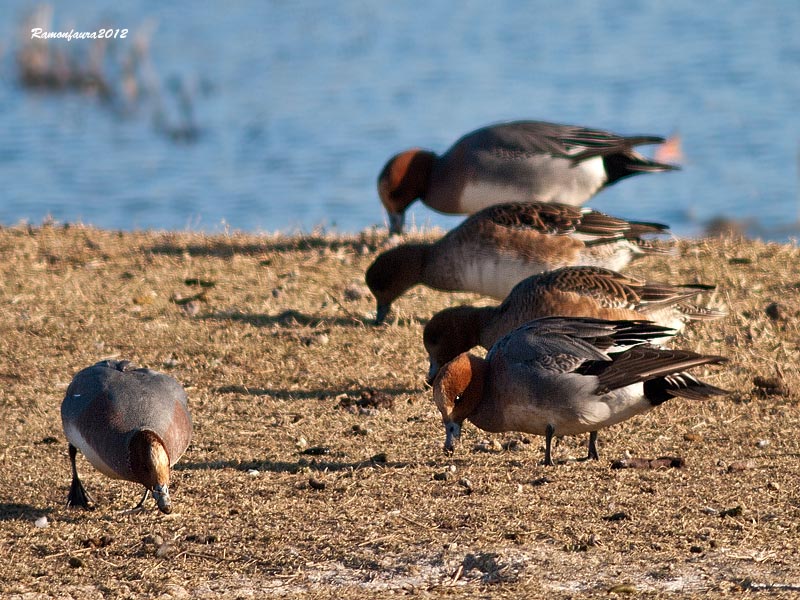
1, 224, 799, 598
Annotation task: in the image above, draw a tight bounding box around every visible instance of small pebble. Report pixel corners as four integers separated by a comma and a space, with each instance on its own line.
351, 424, 370, 436
531, 476, 552, 486
155, 542, 172, 558
458, 478, 473, 493
765, 302, 788, 321
602, 511, 629, 522
247, 469, 260, 477
433, 471, 452, 481
756, 439, 770, 449
34, 516, 48, 528
68, 556, 85, 569
181, 300, 201, 317
690, 545, 703, 554
343, 284, 367, 301
474, 439, 502, 452
720, 506, 743, 518
502, 439, 525, 452
370, 452, 388, 463
308, 477, 327, 490
143, 534, 164, 546
684, 433, 702, 442
727, 460, 754, 472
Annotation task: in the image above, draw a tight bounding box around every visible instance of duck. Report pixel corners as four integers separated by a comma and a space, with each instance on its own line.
423, 266, 726, 381
432, 317, 727, 465
378, 120, 678, 234
366, 201, 671, 323
60, 359, 192, 514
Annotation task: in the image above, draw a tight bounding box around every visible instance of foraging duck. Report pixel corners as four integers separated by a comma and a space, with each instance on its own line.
366, 202, 671, 323
378, 120, 678, 234
424, 266, 725, 381
432, 317, 727, 465
61, 359, 192, 514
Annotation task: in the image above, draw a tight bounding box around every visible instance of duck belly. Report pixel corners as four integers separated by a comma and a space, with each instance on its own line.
63, 421, 125, 480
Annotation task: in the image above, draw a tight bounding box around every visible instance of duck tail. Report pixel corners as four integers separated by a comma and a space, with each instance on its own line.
645, 370, 729, 405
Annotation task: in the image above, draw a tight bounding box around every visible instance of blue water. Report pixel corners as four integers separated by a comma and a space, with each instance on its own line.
1, 1, 798, 238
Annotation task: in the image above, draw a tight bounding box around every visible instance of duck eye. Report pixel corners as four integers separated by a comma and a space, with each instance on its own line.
454, 394, 462, 403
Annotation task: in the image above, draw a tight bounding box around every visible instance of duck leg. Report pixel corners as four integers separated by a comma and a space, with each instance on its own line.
587, 432, 599, 461
66, 444, 95, 509
544, 425, 555, 466
134, 489, 151, 511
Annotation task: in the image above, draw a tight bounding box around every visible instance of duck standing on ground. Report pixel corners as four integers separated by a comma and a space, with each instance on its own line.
366, 201, 671, 323
432, 317, 727, 465
61, 359, 192, 514
378, 120, 678, 234
423, 266, 726, 381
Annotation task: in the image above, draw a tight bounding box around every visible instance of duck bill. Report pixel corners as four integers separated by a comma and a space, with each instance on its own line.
152, 483, 172, 514
375, 303, 391, 324
426, 360, 439, 386
388, 212, 405, 235
444, 421, 461, 453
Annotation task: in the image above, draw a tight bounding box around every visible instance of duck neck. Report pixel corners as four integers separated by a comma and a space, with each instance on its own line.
461, 354, 488, 419
396, 149, 435, 205
466, 306, 495, 350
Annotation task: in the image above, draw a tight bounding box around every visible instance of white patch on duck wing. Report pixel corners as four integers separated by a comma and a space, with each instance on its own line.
63, 422, 124, 480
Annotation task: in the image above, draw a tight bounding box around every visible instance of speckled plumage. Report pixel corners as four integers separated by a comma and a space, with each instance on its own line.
366, 202, 671, 323
423, 266, 725, 380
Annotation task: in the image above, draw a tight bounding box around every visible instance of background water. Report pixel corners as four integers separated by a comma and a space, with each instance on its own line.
0, 1, 798, 238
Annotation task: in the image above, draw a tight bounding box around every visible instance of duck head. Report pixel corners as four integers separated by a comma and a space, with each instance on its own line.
365, 244, 427, 324
432, 353, 487, 453
377, 149, 435, 235
129, 429, 174, 514
424, 306, 485, 383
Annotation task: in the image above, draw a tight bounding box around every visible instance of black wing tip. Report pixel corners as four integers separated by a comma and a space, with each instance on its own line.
627, 220, 671, 233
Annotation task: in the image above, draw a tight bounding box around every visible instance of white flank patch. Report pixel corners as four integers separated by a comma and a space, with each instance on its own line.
458, 182, 534, 213
575, 155, 606, 185
458, 256, 543, 300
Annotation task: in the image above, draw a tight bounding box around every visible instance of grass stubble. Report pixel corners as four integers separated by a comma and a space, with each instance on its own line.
0, 224, 799, 598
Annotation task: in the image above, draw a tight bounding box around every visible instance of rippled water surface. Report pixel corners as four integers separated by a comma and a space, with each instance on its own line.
1, 1, 798, 238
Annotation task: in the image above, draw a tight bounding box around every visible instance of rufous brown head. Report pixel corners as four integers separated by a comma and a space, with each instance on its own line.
432, 353, 487, 452
377, 149, 436, 234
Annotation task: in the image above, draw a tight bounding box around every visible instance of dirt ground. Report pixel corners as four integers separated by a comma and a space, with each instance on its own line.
1, 224, 799, 598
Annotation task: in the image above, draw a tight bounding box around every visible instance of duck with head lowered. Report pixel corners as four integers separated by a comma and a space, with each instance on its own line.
423, 266, 726, 382
366, 201, 672, 324
378, 120, 678, 234
432, 317, 727, 465
60, 359, 192, 514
